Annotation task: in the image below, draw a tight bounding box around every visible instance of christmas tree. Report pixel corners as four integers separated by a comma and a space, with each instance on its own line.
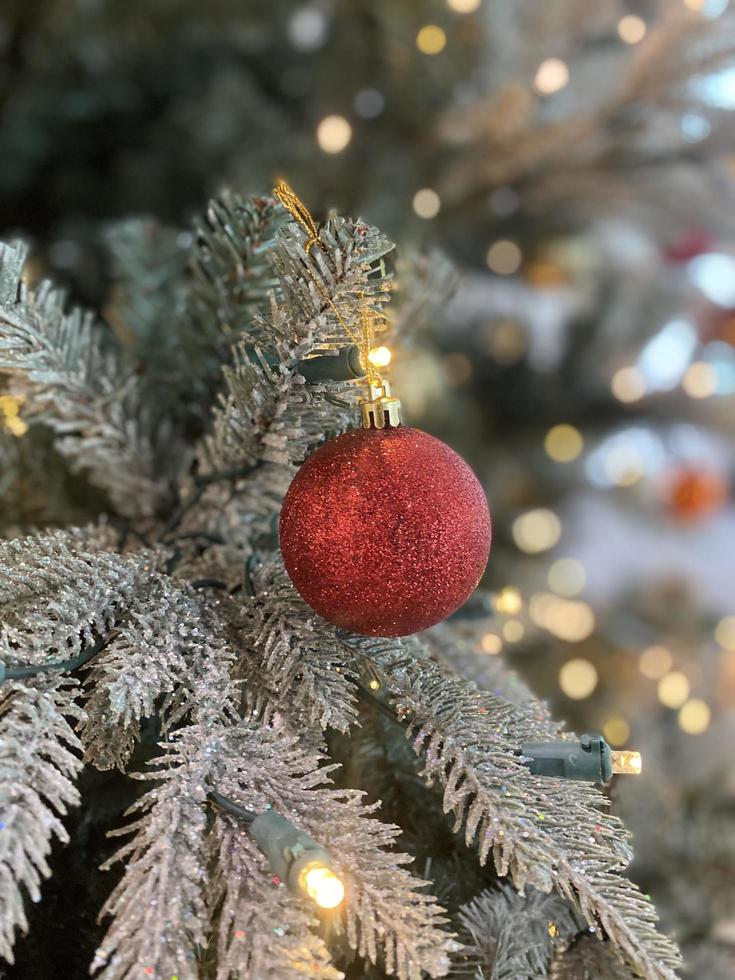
2, 1, 735, 978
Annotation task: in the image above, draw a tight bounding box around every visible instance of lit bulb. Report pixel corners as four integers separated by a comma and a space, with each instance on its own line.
301, 863, 345, 909
368, 346, 392, 369
611, 750, 642, 775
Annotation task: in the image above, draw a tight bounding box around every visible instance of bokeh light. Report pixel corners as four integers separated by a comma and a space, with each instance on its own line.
715, 616, 735, 650
683, 361, 717, 398
447, 0, 481, 11
480, 632, 502, 654
678, 699, 711, 734
547, 558, 586, 596
486, 239, 522, 275
559, 658, 598, 699
412, 188, 441, 219
316, 115, 352, 153
603, 715, 631, 745
533, 58, 570, 94
503, 620, 525, 642
658, 671, 691, 708
495, 586, 523, 615
639, 646, 673, 679
617, 15, 647, 43
416, 25, 447, 55
545, 424, 584, 462
611, 366, 647, 402
512, 508, 561, 553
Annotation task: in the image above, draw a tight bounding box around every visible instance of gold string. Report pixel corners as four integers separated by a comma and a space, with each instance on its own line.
273, 180, 383, 387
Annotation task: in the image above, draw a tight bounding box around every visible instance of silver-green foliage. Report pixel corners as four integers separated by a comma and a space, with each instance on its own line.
0, 192, 681, 980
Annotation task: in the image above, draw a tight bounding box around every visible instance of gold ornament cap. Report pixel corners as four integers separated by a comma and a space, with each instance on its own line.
360, 379, 401, 429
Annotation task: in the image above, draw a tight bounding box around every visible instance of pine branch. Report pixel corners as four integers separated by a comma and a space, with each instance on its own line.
0, 528, 156, 669
363, 653, 681, 980
80, 577, 237, 770
0, 677, 83, 964
236, 559, 360, 733
457, 883, 580, 980
0, 242, 166, 518
548, 932, 635, 980
93, 729, 213, 980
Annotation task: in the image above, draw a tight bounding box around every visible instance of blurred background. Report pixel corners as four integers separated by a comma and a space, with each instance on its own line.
1, 1, 735, 976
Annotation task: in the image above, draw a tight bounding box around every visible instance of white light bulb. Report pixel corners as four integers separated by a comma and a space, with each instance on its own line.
302, 863, 345, 909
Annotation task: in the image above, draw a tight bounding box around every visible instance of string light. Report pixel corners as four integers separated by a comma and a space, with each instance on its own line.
300, 863, 345, 909
611, 750, 642, 775
542, 598, 595, 641
559, 659, 598, 699
678, 698, 711, 734
639, 645, 673, 679
533, 58, 569, 95
547, 558, 586, 597
683, 361, 717, 398
316, 115, 352, 154
611, 366, 646, 402
480, 632, 502, 654
447, 0, 481, 11
715, 616, 735, 650
495, 586, 523, 615
412, 188, 441, 219
416, 25, 447, 55
657, 671, 690, 708
486, 239, 522, 275
512, 508, 561, 554
545, 424, 583, 463
367, 346, 392, 369
603, 715, 630, 746
617, 15, 647, 43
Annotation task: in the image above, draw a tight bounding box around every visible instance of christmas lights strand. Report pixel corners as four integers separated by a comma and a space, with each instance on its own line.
0, 620, 125, 684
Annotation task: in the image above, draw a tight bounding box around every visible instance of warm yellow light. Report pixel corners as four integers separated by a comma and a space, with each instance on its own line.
495, 586, 523, 615
0, 394, 28, 437
544, 599, 595, 642
545, 424, 583, 463
368, 346, 392, 369
603, 715, 630, 746
302, 864, 345, 909
447, 0, 480, 11
715, 616, 735, 650
559, 658, 598, 699
639, 645, 673, 679
611, 366, 646, 403
678, 698, 711, 734
683, 0, 705, 9
617, 15, 647, 43
316, 115, 352, 154
416, 24, 447, 55
683, 361, 717, 399
611, 750, 642, 775
486, 239, 522, 275
547, 558, 586, 597
657, 671, 690, 708
368, 678, 381, 691
533, 58, 569, 95
480, 632, 502, 654
512, 509, 561, 554
413, 187, 441, 219
502, 620, 525, 643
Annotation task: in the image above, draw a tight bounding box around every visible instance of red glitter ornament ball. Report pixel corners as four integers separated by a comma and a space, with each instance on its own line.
279, 425, 491, 636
